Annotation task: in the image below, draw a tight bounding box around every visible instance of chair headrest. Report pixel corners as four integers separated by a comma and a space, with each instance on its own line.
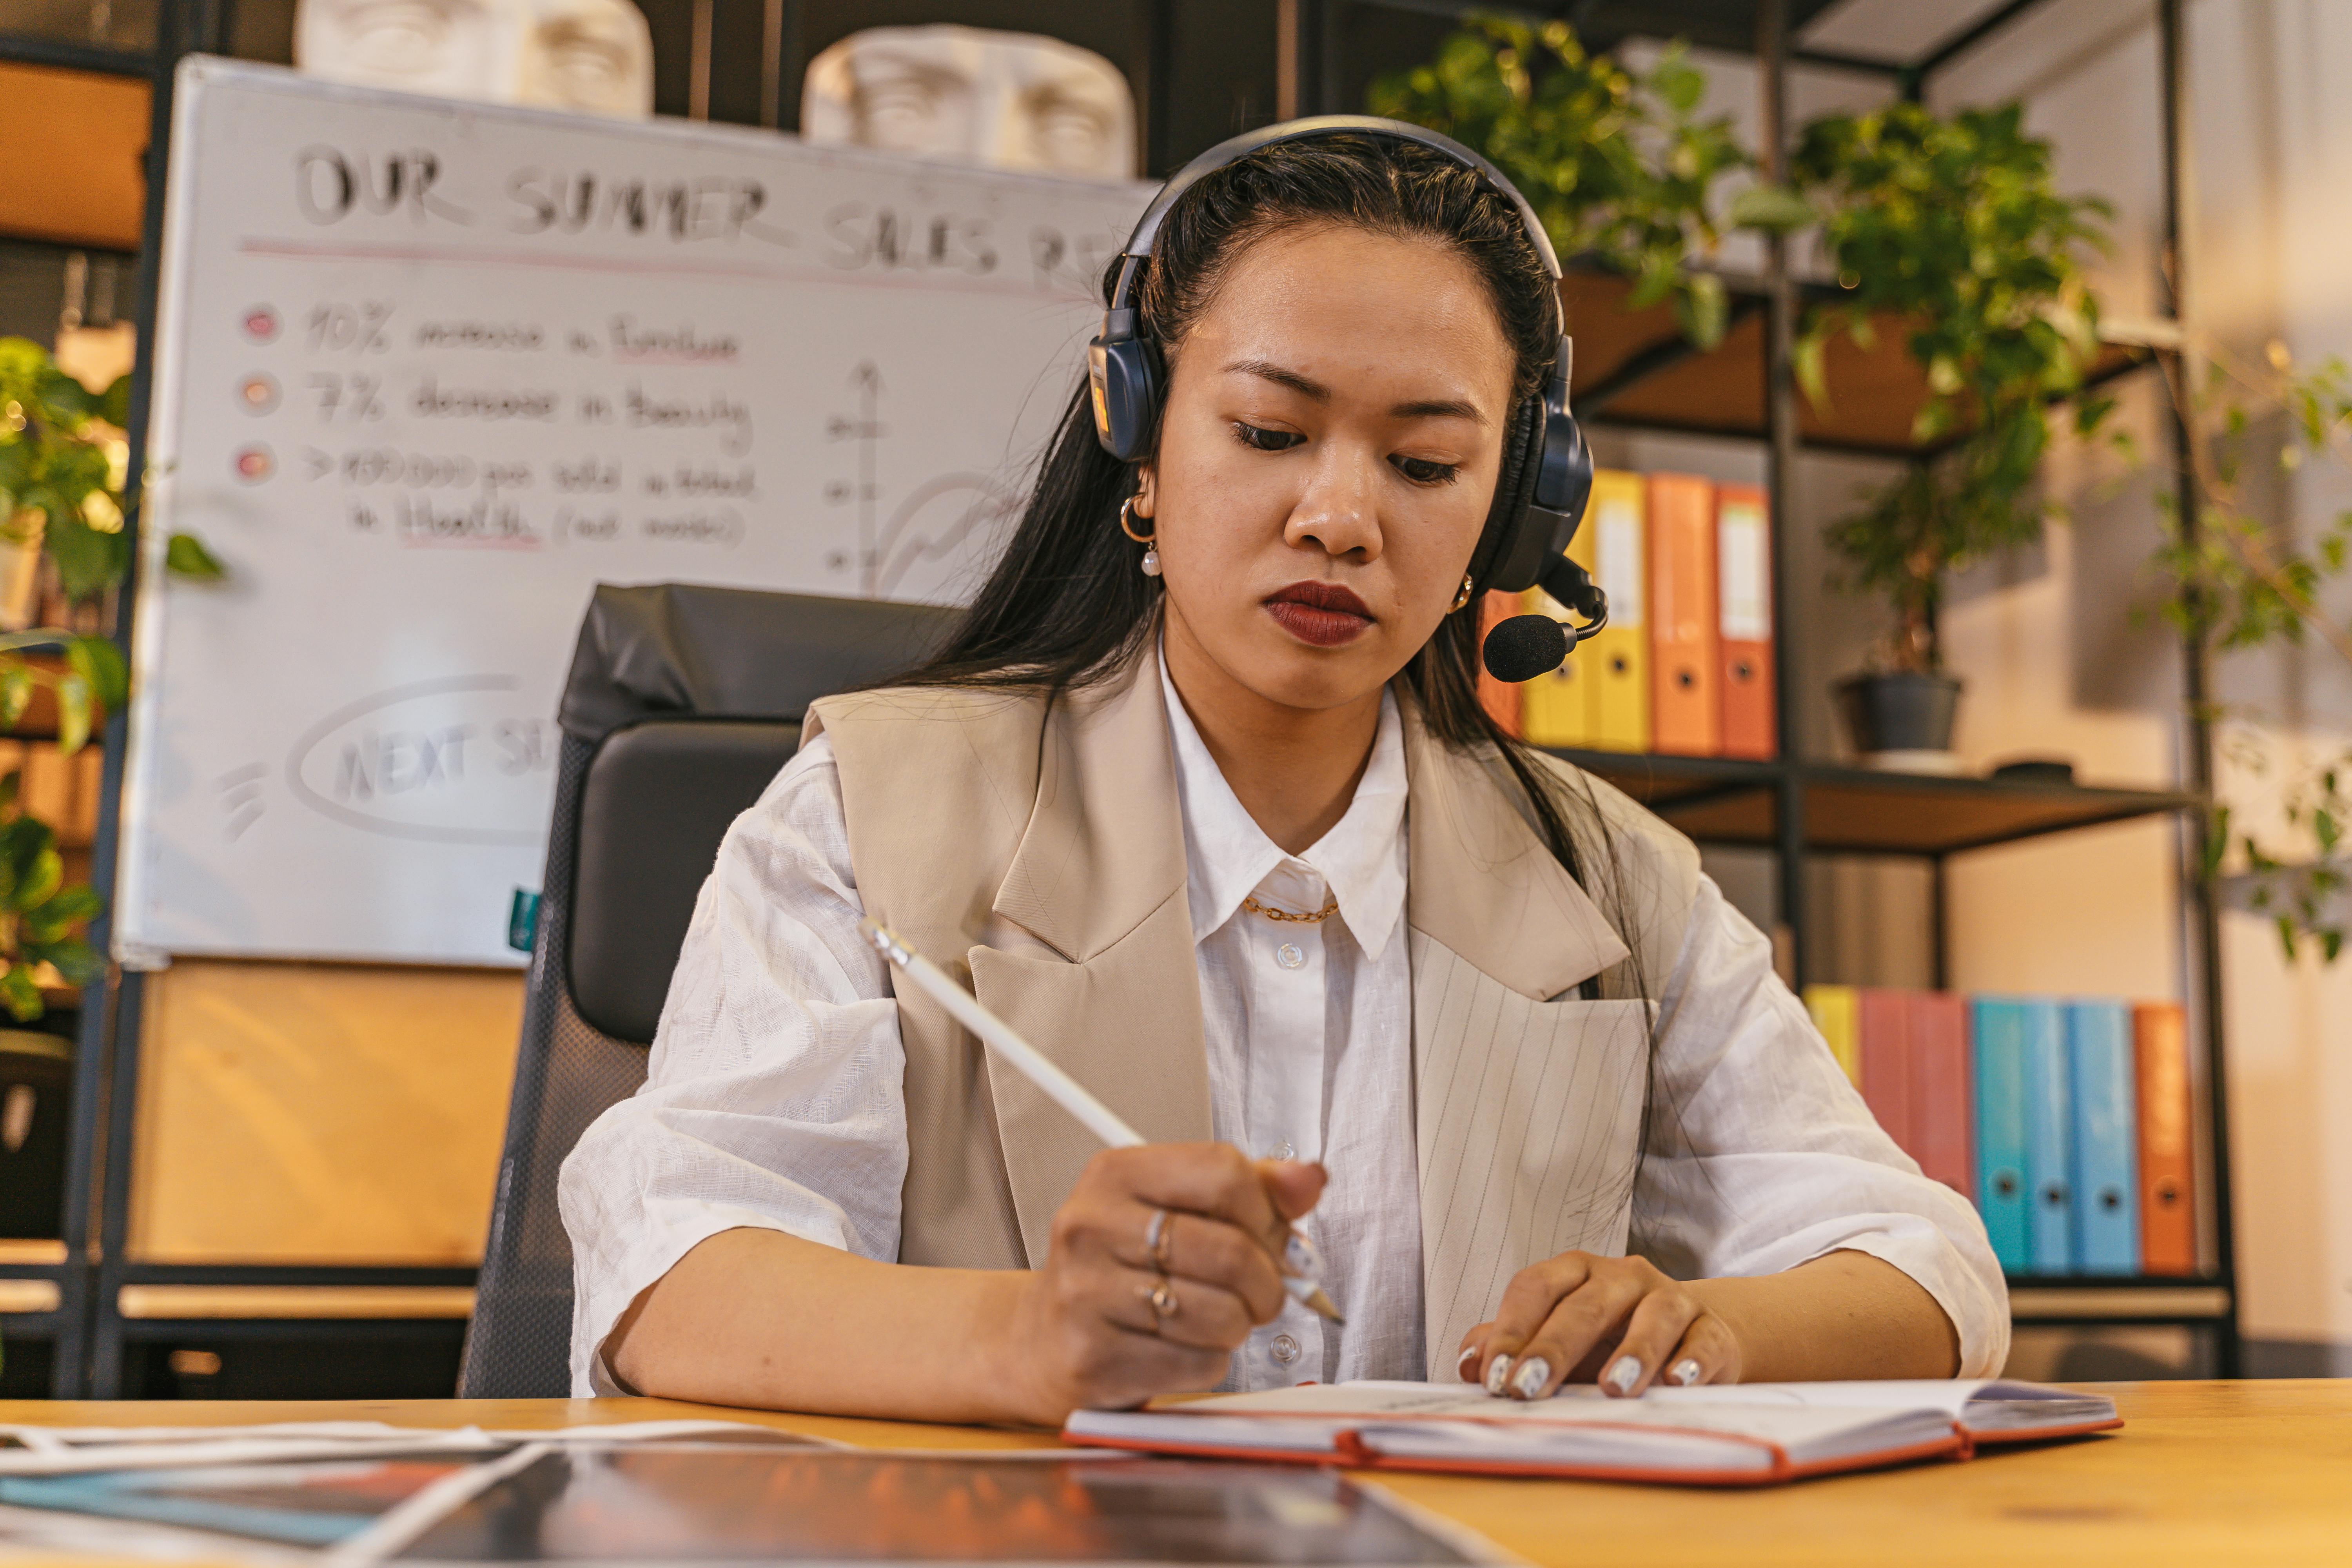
557, 584, 959, 744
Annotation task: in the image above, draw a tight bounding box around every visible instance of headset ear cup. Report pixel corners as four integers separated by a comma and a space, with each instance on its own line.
1469, 394, 1545, 595
1087, 334, 1163, 461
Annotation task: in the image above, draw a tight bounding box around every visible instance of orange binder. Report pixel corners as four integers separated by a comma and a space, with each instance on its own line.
1647, 473, 1720, 755
1715, 482, 1775, 760
1475, 591, 1522, 737
1857, 989, 1914, 1156
2133, 1002, 2197, 1275
1907, 991, 1974, 1197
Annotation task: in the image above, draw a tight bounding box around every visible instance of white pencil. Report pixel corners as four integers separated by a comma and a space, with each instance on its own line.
857, 915, 1342, 1323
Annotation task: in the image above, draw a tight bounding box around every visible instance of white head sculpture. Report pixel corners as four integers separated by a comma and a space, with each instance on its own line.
802, 25, 1137, 181
294, 0, 654, 118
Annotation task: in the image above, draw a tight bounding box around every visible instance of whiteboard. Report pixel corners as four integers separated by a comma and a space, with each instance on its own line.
119, 59, 1147, 968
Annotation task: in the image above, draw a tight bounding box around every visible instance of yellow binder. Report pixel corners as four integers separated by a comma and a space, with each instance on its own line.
1517, 500, 1599, 748
1803, 984, 1864, 1087
1584, 470, 1651, 752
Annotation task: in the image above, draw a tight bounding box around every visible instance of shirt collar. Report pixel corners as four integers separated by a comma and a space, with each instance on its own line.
1158, 642, 1409, 959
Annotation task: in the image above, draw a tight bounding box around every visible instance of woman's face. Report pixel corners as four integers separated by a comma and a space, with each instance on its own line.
1139, 223, 1518, 716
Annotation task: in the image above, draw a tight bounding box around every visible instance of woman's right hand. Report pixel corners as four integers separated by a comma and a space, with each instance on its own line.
990, 1143, 1327, 1425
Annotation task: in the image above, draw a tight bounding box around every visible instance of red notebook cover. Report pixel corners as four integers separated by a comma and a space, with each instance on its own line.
2133, 1001, 2197, 1275
1646, 473, 1720, 756
1475, 590, 1522, 737
1714, 482, 1775, 760
1907, 991, 1974, 1197
1857, 989, 1915, 1160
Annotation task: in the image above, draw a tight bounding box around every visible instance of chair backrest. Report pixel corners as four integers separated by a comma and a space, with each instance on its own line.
459, 585, 955, 1396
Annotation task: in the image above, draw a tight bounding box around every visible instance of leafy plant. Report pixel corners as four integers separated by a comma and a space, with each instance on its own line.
0, 336, 220, 1018
1793, 103, 2116, 671
2151, 342, 2352, 962
1367, 14, 1752, 348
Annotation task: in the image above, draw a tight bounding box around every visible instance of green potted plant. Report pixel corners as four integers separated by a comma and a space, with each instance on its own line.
1789, 102, 2114, 764
0, 335, 220, 1018
1368, 14, 1752, 348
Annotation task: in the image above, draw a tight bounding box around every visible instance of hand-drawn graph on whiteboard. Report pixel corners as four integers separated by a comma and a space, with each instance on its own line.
826, 361, 1025, 598
116, 59, 1146, 967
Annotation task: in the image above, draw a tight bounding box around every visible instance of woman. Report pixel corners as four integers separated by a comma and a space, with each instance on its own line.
560, 123, 2005, 1425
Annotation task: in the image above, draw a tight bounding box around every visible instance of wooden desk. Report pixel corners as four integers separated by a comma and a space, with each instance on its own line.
5, 1381, 2349, 1566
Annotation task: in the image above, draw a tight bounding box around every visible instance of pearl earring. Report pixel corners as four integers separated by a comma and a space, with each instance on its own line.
1119, 495, 1160, 579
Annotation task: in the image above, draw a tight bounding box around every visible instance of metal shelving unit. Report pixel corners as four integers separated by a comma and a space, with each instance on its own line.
1285, 0, 2236, 1355
0, 0, 2238, 1392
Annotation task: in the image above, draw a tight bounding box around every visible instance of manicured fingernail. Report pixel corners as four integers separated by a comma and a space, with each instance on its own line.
1604, 1355, 1642, 1395
1510, 1356, 1552, 1399
1457, 1345, 1481, 1381
1284, 1232, 1321, 1278
1484, 1354, 1514, 1396
1668, 1358, 1702, 1387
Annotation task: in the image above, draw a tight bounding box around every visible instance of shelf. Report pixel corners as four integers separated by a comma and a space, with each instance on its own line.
117, 1284, 477, 1320
1549, 750, 2199, 855
1559, 267, 2149, 457
2009, 1281, 2232, 1323
0, 1238, 69, 1267
0, 1277, 62, 1314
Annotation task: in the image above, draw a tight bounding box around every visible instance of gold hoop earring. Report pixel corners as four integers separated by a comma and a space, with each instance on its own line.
1449, 573, 1475, 613
1120, 496, 1161, 579
1118, 495, 1155, 543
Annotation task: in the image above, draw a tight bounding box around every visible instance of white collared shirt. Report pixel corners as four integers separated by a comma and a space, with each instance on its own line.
1159, 653, 1423, 1387
560, 666, 2009, 1396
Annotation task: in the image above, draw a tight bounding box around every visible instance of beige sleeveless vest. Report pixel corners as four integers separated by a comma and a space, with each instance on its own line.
804, 654, 1699, 1377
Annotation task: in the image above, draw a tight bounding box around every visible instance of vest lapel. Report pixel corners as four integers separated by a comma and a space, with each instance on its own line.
969, 658, 1212, 1265
1403, 714, 1643, 1377
1402, 715, 1629, 1000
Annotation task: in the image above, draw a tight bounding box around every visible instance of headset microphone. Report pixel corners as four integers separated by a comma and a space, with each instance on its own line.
1481, 554, 1610, 684
1483, 614, 1571, 683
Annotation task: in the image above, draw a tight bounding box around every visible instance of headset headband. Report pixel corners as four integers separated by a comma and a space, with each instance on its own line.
1109, 115, 1565, 332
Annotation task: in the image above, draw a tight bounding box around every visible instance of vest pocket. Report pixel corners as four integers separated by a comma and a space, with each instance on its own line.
1411, 932, 1652, 1377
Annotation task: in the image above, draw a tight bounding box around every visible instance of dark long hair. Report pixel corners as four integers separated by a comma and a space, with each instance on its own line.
894, 133, 1641, 1001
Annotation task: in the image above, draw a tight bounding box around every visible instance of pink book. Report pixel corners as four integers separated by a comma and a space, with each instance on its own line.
1906, 992, 1975, 1197
1857, 989, 1914, 1160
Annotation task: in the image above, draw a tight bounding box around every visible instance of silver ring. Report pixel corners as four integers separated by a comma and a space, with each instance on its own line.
1145, 1208, 1175, 1272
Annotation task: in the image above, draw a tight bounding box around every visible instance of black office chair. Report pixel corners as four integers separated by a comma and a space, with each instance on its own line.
458, 583, 955, 1397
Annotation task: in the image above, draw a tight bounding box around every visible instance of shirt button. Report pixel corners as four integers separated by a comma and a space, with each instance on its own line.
1268, 1140, 1294, 1161
1271, 1334, 1301, 1364
1276, 942, 1305, 969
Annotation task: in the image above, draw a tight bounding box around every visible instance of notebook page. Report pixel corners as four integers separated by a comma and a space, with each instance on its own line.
1643, 1380, 2115, 1432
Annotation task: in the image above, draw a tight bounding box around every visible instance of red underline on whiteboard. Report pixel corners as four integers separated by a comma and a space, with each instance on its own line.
237, 239, 1094, 304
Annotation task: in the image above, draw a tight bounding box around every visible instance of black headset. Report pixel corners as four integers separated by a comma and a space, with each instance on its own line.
1086, 114, 1595, 600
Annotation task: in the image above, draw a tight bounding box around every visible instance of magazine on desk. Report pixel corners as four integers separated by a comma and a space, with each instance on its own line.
1063, 1379, 2123, 1486
0, 1418, 1504, 1565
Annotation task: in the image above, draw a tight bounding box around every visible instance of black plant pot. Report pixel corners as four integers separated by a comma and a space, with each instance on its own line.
1835, 670, 1963, 757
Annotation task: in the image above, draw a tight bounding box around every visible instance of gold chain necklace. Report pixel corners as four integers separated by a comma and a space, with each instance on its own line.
1241, 893, 1339, 924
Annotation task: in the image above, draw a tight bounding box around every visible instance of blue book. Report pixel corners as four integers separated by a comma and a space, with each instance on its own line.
2021, 998, 2074, 1273
2067, 1000, 2141, 1274
1971, 998, 2031, 1272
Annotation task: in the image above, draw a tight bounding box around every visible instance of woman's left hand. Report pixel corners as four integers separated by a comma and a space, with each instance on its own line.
1456, 1251, 1744, 1400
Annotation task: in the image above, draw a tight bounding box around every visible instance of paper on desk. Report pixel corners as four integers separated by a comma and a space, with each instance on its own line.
0, 1420, 842, 1475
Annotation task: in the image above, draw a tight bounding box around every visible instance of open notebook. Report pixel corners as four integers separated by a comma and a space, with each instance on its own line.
1064, 1380, 2121, 1487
